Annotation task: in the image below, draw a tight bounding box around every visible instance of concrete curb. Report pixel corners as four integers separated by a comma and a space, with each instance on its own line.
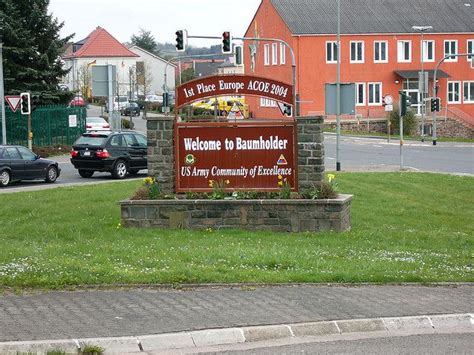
0, 313, 472, 354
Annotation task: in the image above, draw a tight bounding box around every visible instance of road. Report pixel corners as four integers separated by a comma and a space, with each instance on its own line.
324, 134, 473, 175
191, 332, 473, 354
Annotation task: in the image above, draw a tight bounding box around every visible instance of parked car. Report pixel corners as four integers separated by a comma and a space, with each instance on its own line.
69, 96, 85, 107
121, 102, 140, 116
70, 131, 147, 179
145, 94, 163, 103
86, 117, 110, 131
0, 145, 60, 187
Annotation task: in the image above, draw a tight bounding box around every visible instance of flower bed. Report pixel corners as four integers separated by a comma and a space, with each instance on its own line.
120, 194, 352, 232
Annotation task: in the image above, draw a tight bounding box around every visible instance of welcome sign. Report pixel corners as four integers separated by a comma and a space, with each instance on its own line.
175, 121, 297, 192
176, 75, 294, 107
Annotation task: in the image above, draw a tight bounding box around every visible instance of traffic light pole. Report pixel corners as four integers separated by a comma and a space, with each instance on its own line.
27, 113, 32, 150
399, 92, 404, 170
432, 53, 470, 146
185, 33, 298, 119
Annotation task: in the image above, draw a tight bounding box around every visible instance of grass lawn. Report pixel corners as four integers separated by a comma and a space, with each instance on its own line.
0, 172, 472, 289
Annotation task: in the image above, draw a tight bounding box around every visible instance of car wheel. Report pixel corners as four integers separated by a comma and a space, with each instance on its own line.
128, 169, 139, 175
78, 170, 94, 178
112, 160, 128, 179
0, 170, 10, 187
45, 166, 58, 183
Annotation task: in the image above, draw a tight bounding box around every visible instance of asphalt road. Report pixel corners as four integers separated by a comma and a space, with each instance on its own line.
324, 134, 473, 175
196, 332, 474, 355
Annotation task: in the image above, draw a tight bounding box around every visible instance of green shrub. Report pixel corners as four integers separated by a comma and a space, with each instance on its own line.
121, 118, 134, 130
389, 104, 418, 135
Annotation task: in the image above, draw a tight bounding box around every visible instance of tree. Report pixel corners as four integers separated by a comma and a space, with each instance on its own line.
180, 68, 196, 84
131, 28, 159, 55
0, 0, 74, 104
76, 63, 92, 99
136, 61, 153, 97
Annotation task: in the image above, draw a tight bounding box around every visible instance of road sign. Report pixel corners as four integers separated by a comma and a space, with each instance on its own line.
227, 102, 243, 119
383, 95, 393, 105
277, 101, 292, 116
384, 104, 393, 112
5, 95, 21, 112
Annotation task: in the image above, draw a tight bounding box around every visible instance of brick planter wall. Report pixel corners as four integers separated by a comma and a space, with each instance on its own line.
120, 194, 352, 232
137, 115, 352, 233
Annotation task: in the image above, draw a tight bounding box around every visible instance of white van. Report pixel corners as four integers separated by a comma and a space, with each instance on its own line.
114, 96, 129, 111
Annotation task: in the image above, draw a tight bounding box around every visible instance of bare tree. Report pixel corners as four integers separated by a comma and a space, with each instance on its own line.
76, 63, 92, 98
136, 61, 153, 97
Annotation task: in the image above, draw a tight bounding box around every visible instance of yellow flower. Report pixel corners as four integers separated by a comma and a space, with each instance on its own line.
278, 174, 283, 180
278, 181, 283, 187
144, 176, 154, 185
328, 174, 336, 183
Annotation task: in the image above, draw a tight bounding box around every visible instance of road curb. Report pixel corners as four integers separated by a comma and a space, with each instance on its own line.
0, 313, 472, 354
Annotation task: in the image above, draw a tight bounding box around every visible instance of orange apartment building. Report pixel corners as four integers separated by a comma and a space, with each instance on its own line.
243, 0, 474, 129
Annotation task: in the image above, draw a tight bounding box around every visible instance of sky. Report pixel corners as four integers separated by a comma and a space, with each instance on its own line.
48, 0, 262, 47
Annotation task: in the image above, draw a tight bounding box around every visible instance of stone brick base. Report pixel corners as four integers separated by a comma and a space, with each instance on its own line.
120, 195, 352, 233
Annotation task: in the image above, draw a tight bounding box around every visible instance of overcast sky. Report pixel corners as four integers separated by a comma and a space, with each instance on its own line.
49, 0, 262, 47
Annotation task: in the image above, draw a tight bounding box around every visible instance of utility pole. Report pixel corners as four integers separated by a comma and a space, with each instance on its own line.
0, 36, 6, 145
336, 0, 341, 171
412, 25, 432, 142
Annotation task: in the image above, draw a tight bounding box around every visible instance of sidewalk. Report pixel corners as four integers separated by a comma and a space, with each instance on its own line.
0, 284, 472, 352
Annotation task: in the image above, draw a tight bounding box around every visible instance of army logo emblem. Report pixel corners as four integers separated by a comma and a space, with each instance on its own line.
185, 154, 196, 165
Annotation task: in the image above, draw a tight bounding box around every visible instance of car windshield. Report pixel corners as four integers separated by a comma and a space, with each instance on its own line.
74, 135, 108, 146
117, 97, 128, 102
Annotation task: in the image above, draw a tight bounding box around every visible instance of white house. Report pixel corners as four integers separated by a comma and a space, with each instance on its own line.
128, 45, 176, 96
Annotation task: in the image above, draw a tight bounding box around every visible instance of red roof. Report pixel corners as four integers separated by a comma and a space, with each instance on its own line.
65, 27, 138, 58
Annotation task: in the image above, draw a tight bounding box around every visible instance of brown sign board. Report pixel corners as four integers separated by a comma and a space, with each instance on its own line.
175, 121, 297, 192
176, 75, 294, 108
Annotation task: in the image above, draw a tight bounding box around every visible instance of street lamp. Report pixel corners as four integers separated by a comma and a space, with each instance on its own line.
412, 25, 433, 142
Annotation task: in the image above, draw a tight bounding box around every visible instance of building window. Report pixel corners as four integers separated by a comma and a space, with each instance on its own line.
260, 98, 277, 107
355, 83, 366, 106
280, 43, 286, 65
467, 40, 474, 61
447, 81, 461, 103
350, 41, 364, 63
326, 41, 338, 63
397, 40, 411, 62
368, 82, 382, 105
422, 40, 435, 62
444, 40, 458, 62
464, 81, 474, 103
374, 41, 388, 63
264, 44, 270, 66
272, 43, 278, 65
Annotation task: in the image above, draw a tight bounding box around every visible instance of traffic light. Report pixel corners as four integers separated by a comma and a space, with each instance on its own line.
399, 92, 411, 116
283, 104, 292, 117
234, 45, 243, 66
20, 92, 31, 115
163, 92, 169, 107
175, 30, 186, 52
222, 31, 231, 54
431, 97, 440, 112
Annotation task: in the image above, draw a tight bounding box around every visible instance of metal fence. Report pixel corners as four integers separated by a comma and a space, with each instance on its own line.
0, 105, 86, 147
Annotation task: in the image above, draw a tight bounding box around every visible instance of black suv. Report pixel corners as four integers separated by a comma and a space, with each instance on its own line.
70, 131, 147, 179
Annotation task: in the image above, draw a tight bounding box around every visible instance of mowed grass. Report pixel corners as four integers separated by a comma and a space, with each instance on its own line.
0, 172, 472, 289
